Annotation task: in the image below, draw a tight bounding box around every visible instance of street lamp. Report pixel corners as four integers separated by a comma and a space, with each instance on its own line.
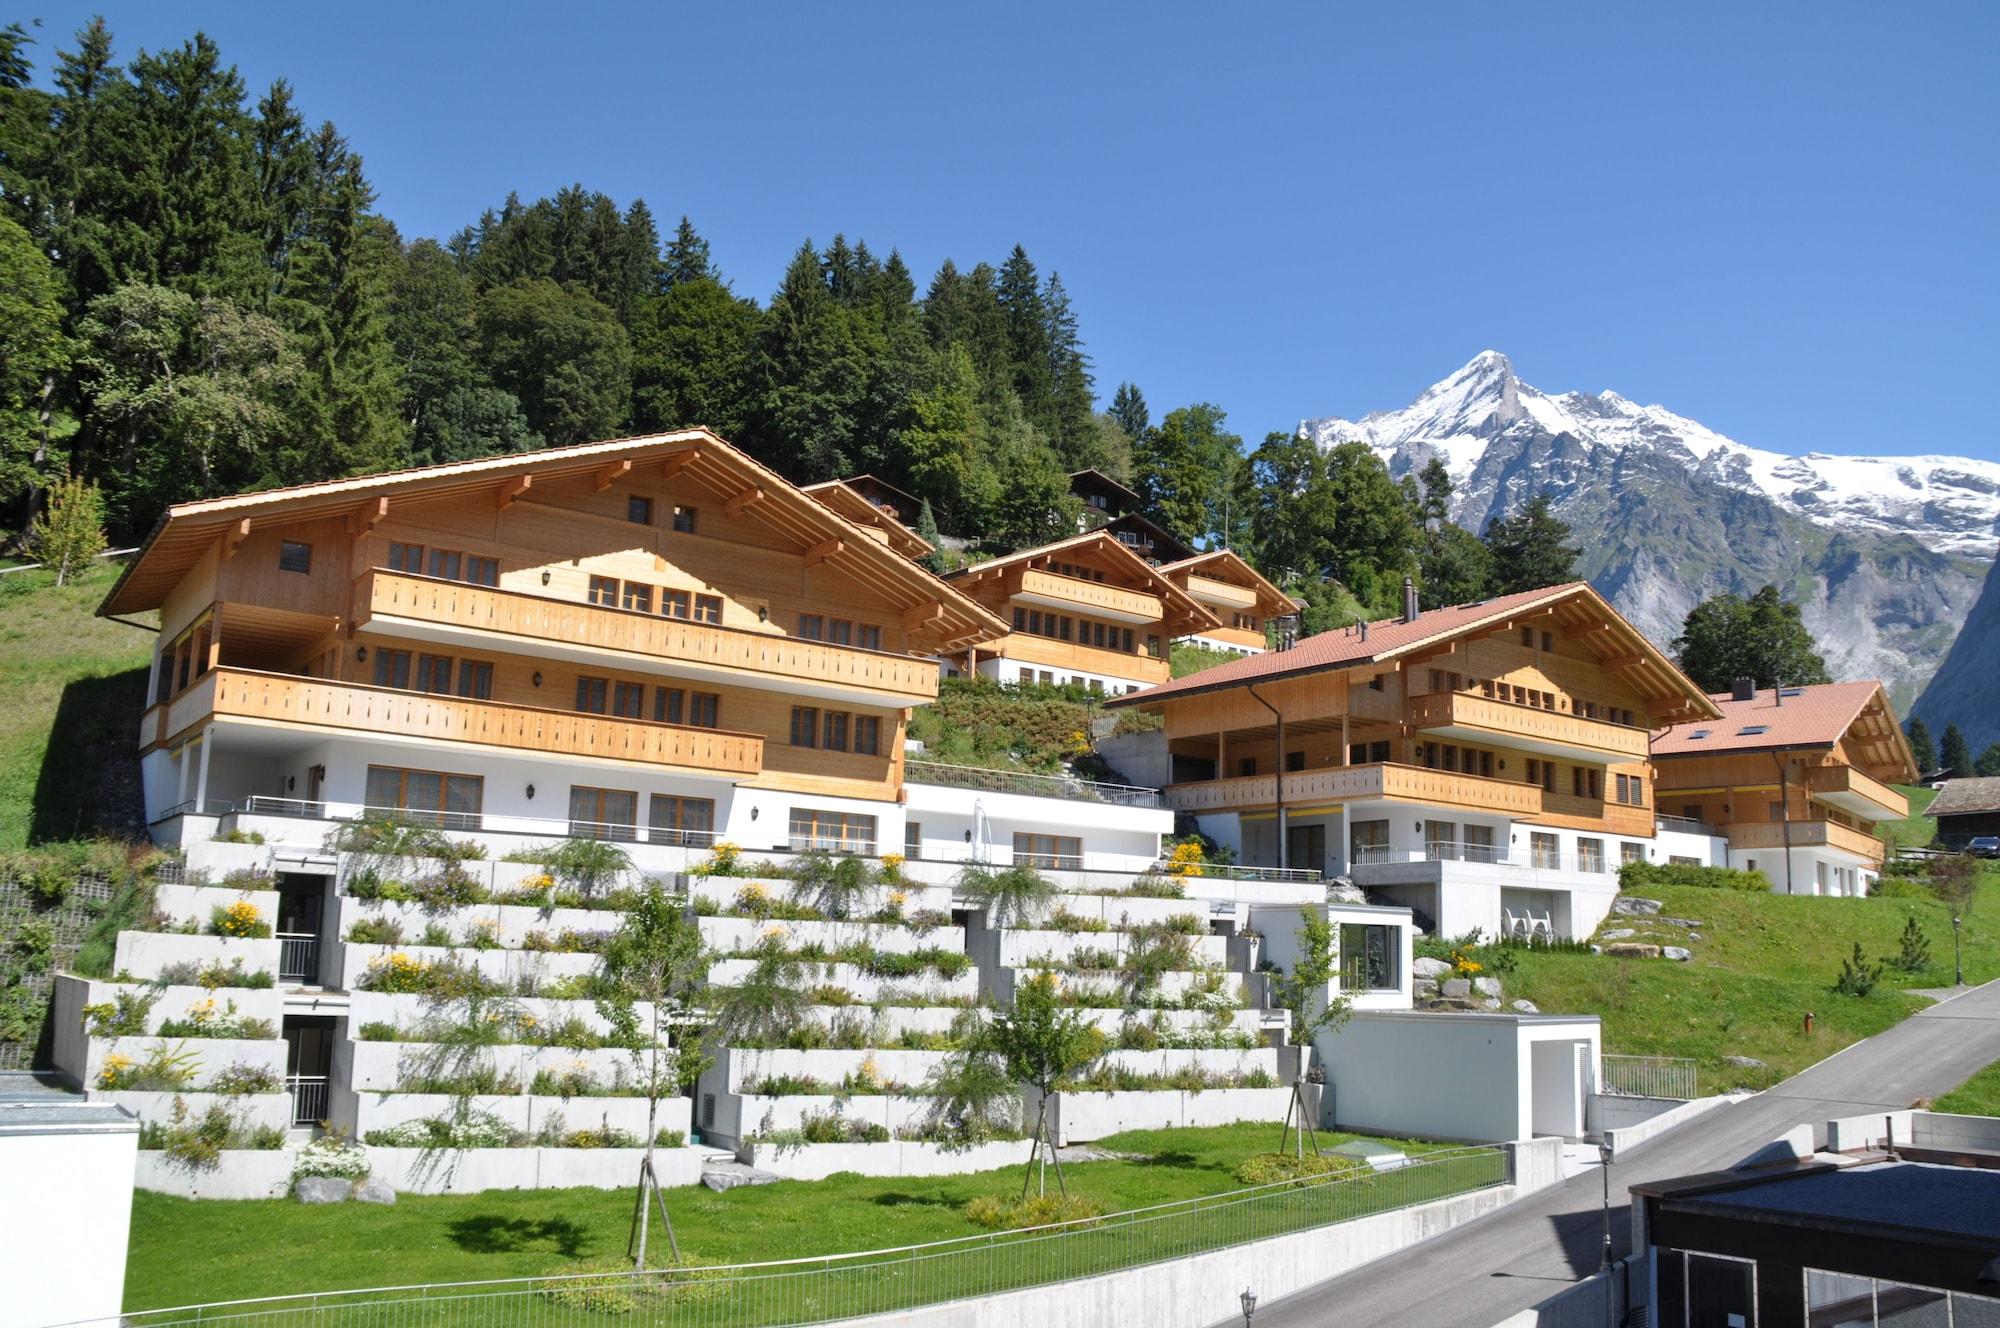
1241, 1288, 1258, 1326
1955, 914, 1965, 987
1598, 1141, 1615, 1271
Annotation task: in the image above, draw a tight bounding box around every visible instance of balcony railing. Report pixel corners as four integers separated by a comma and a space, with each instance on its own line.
1727, 818, 1886, 862
212, 798, 723, 851
1181, 573, 1260, 612
1654, 813, 1721, 837
1349, 844, 1624, 876
276, 932, 320, 984
1407, 690, 1651, 760
355, 569, 940, 703
1802, 763, 1909, 821
166, 668, 764, 776
905, 759, 1163, 808
286, 1074, 329, 1126
1013, 568, 1163, 623
1165, 763, 1543, 817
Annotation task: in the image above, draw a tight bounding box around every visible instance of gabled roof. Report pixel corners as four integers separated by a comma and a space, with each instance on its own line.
801, 480, 935, 559
1069, 468, 1143, 510
837, 473, 923, 521
100, 429, 1006, 652
946, 530, 1222, 636
1097, 511, 1197, 564
1158, 549, 1306, 614
1105, 581, 1721, 719
1652, 681, 1916, 780
1929, 777, 2000, 818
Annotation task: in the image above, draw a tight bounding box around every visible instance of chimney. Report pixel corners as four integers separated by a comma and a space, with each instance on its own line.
1359, 620, 1370, 643
1730, 676, 1756, 702
1402, 576, 1419, 624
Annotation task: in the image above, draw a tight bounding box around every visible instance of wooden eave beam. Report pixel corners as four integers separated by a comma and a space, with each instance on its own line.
902, 600, 945, 631
1600, 652, 1645, 670
344, 496, 390, 534
662, 448, 701, 481
497, 475, 532, 510
724, 486, 766, 520
220, 517, 251, 561
593, 459, 632, 492
803, 536, 844, 568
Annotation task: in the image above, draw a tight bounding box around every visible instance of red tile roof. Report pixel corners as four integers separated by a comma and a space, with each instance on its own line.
1651, 681, 1888, 757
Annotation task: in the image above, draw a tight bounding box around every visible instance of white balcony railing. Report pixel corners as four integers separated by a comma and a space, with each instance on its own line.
287, 1074, 329, 1126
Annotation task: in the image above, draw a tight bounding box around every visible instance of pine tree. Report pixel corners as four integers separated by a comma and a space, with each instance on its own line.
1482, 495, 1581, 596
28, 473, 105, 585
1904, 717, 1937, 774
1941, 724, 1973, 779
914, 498, 949, 574
1040, 271, 1095, 466
475, 277, 630, 446
661, 215, 713, 289
1108, 382, 1149, 440
1321, 441, 1420, 614
630, 275, 758, 438
0, 212, 70, 517
1975, 744, 2000, 778
995, 245, 1051, 423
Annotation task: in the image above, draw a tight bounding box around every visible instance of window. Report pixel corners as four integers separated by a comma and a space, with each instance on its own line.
364, 765, 483, 830
372, 648, 412, 690
1620, 841, 1645, 865
1463, 824, 1496, 862
799, 614, 823, 640
654, 688, 684, 725
1614, 773, 1646, 807
1578, 838, 1605, 873
1541, 631, 1553, 652
1350, 819, 1390, 865
672, 505, 697, 534
1737, 724, 1769, 736
575, 676, 608, 713
568, 785, 637, 841
688, 692, 719, 727
1573, 767, 1586, 798
1424, 820, 1458, 860
822, 710, 849, 752
414, 653, 454, 694
1012, 607, 1026, 631
790, 706, 820, 748
647, 794, 714, 846
279, 540, 312, 574
858, 624, 882, 651
466, 555, 499, 586
1014, 833, 1082, 870
661, 589, 690, 619
904, 820, 923, 859
387, 542, 424, 573
455, 660, 493, 700
1286, 751, 1306, 772
1238, 758, 1258, 777
1368, 674, 1384, 691
1522, 628, 1534, 647
789, 807, 876, 854
622, 583, 653, 614
627, 495, 653, 526
828, 619, 853, 646
588, 576, 619, 607
854, 715, 881, 756
694, 594, 722, 624
427, 549, 462, 581
1146, 635, 1162, 658
1339, 923, 1397, 990
612, 681, 646, 718
1531, 832, 1560, 869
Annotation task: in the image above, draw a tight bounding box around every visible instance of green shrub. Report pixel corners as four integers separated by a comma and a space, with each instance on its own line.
209, 1062, 280, 1095
1618, 860, 1770, 893
1890, 914, 1932, 972
963, 1191, 1103, 1230
1872, 876, 1932, 900
347, 916, 405, 945
1834, 941, 1882, 997
356, 1020, 401, 1041
1234, 1152, 1366, 1187
84, 988, 158, 1037
291, 1132, 370, 1180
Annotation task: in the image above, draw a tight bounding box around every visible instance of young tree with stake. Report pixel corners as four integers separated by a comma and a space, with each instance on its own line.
1265, 913, 1353, 1158
987, 971, 1104, 1198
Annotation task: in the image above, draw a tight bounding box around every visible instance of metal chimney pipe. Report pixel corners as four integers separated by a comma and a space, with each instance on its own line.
1403, 577, 1419, 624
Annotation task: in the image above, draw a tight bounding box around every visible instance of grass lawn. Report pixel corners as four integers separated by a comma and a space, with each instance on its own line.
1934, 1059, 2000, 1116
1500, 870, 2000, 1094
125, 1122, 1441, 1310
0, 561, 153, 849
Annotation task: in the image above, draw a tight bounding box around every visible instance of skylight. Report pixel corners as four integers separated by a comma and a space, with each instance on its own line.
1738, 725, 1769, 736
1688, 729, 1711, 740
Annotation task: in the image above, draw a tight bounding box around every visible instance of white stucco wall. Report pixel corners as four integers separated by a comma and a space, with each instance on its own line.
902, 781, 1168, 872
0, 1108, 138, 1328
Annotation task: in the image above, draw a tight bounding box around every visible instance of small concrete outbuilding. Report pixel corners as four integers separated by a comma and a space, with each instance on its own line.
0, 1071, 139, 1328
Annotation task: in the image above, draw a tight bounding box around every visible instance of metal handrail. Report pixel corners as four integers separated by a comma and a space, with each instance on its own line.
1600, 1054, 1697, 1100
906, 759, 1163, 808
286, 1074, 329, 1125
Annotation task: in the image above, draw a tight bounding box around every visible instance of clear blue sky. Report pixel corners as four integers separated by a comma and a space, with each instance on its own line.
21, 2, 1999, 460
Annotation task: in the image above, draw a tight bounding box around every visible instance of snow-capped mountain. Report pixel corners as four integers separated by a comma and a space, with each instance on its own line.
1301, 352, 1996, 705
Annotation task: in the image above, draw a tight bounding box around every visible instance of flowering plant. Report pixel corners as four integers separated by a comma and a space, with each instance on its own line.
210, 899, 271, 938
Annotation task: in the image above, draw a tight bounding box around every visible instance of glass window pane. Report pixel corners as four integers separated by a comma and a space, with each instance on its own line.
365, 766, 402, 809
406, 771, 443, 813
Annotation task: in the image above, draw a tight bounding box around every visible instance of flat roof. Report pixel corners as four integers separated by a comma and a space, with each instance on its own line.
1656, 1160, 2000, 1244
0, 1071, 138, 1136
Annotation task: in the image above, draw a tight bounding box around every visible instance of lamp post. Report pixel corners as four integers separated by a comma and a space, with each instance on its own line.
1241, 1287, 1258, 1326
1598, 1141, 1615, 1271
1954, 914, 1964, 987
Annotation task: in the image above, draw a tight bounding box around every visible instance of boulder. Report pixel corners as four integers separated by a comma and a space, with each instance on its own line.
354, 1178, 397, 1206
1662, 946, 1692, 962
1589, 945, 1603, 955
1413, 979, 1438, 999
1510, 999, 1540, 1014
1325, 879, 1369, 905
1473, 976, 1503, 998
1662, 917, 1703, 929
1687, 933, 1703, 942
1604, 942, 1662, 959
702, 1162, 784, 1193
1479, 998, 1502, 1011
1610, 897, 1663, 917
1413, 957, 1452, 979
1441, 977, 1472, 998
1724, 1055, 1768, 1070
294, 1177, 351, 1205
1600, 928, 1636, 942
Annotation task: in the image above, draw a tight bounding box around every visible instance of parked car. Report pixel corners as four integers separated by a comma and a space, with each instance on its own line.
1968, 836, 2000, 859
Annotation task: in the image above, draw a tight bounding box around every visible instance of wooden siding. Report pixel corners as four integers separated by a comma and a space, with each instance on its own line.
991, 632, 1171, 684
1406, 690, 1651, 760
1164, 762, 1544, 817
165, 668, 765, 775
1183, 574, 1260, 612
1728, 818, 1886, 863
1014, 568, 1164, 622
1803, 762, 1909, 821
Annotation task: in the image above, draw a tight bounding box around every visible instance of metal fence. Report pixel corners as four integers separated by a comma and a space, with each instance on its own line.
277, 933, 321, 984
905, 759, 1163, 808
81, 1145, 1509, 1328
286, 1075, 329, 1126
1601, 1054, 1698, 1100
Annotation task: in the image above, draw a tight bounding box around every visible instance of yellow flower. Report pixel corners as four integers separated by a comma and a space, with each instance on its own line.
1166, 841, 1207, 878
887, 890, 907, 908
96, 1052, 134, 1089
881, 853, 905, 872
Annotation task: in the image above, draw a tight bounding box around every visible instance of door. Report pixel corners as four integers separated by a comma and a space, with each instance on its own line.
283, 1015, 337, 1127
1286, 823, 1326, 874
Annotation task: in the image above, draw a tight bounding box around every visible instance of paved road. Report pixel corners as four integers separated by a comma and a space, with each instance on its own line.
1237, 978, 2000, 1328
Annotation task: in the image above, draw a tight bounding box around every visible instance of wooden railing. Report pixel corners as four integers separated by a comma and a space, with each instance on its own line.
1406, 691, 1650, 759
1014, 569, 1163, 622
354, 570, 939, 702
166, 668, 764, 774
1803, 763, 1909, 821
1165, 762, 1544, 816
1182, 574, 1260, 612
1727, 818, 1886, 862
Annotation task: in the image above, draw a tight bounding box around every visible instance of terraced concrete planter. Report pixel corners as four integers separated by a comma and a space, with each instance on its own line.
688, 876, 956, 916
152, 882, 280, 930
338, 898, 616, 949
345, 990, 653, 1037
705, 1093, 936, 1147
738, 1137, 1033, 1182
705, 959, 978, 1003
341, 1039, 643, 1092
984, 965, 1244, 1007
990, 929, 1229, 969
1031, 893, 1204, 927
133, 1143, 707, 1199
339, 942, 599, 991
50, 977, 288, 1084
85, 1035, 286, 1087
698, 916, 966, 956
346, 1091, 686, 1140
93, 1090, 291, 1134
112, 931, 280, 984
716, 1046, 955, 1092
1094, 1046, 1279, 1077
135, 1148, 294, 1200
1032, 1086, 1293, 1144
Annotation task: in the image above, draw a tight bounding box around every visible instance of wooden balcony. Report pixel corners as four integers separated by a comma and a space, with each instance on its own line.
996, 632, 1170, 685
354, 570, 937, 704
1803, 764, 1908, 822
1012, 569, 1162, 624
1407, 691, 1650, 762
1182, 574, 1260, 612
1727, 818, 1886, 863
164, 668, 763, 776
1165, 762, 1544, 817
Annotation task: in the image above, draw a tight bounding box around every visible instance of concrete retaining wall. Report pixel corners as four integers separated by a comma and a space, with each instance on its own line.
133, 1143, 708, 1199
738, 1137, 1033, 1182
1031, 1086, 1292, 1144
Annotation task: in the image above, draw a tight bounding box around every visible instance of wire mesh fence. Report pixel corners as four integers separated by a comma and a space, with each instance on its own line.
1601, 1054, 1698, 1100
85, 1145, 1510, 1328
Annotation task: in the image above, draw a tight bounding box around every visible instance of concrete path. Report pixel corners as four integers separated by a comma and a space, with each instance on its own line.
1234, 977, 2000, 1328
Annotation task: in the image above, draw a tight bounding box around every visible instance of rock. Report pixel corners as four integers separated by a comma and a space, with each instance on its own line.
1687, 933, 1703, 942
1473, 976, 1503, 998
1600, 928, 1636, 941
294, 1177, 351, 1204
1611, 897, 1663, 917
1479, 998, 1502, 1011
1724, 1055, 1768, 1069
1604, 942, 1663, 959
1662, 917, 1703, 929
1413, 978, 1438, 999
1662, 946, 1692, 962
1441, 978, 1472, 998
1510, 999, 1540, 1014
1325, 879, 1369, 905
353, 1178, 397, 1206
701, 1162, 784, 1193
1589, 945, 1603, 955
1413, 957, 1452, 979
